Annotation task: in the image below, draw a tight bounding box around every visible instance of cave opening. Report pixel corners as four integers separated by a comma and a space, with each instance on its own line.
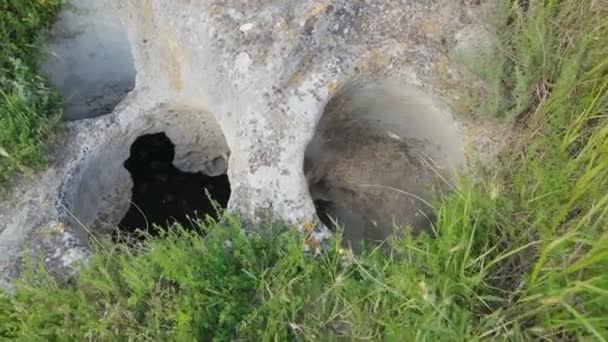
305, 82, 465, 248
118, 133, 231, 236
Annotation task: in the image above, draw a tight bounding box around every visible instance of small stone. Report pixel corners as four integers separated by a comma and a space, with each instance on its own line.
239, 23, 254, 32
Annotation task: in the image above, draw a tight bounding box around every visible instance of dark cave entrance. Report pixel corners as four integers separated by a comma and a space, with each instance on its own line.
118, 133, 231, 235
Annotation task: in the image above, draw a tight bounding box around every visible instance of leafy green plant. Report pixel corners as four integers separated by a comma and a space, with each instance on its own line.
459, 1, 558, 121
0, 0, 62, 188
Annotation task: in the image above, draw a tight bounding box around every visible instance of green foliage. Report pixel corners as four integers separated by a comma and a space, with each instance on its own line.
0, 0, 62, 188
460, 1, 558, 121
0, 205, 516, 341
475, 0, 608, 339
1, 0, 607, 340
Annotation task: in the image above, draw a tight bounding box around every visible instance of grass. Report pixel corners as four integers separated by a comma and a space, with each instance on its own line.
0, 0, 62, 189
1, 0, 608, 340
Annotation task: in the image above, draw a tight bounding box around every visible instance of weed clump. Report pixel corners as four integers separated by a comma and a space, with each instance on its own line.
0, 0, 62, 188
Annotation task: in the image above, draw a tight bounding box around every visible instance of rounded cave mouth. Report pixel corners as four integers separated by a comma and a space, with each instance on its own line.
305, 82, 465, 248
117, 133, 231, 237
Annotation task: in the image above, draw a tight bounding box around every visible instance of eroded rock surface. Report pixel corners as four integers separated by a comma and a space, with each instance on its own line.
1, 0, 493, 288
41, 0, 136, 120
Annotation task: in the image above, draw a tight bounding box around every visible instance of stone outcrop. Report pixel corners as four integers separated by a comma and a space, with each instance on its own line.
0, 0, 494, 290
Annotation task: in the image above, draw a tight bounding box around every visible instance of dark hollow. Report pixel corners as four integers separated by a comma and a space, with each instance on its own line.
313, 199, 335, 229
118, 133, 230, 235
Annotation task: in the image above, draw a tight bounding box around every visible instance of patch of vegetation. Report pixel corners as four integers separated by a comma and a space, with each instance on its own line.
459, 1, 587, 122
0, 207, 536, 341
1, 0, 607, 340
0, 0, 62, 189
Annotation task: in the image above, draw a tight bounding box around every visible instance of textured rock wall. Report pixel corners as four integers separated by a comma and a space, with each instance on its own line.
0, 0, 491, 288
41, 0, 136, 120
108, 0, 476, 226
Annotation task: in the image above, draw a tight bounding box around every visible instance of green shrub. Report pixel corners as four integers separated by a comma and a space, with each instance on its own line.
0, 0, 62, 188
